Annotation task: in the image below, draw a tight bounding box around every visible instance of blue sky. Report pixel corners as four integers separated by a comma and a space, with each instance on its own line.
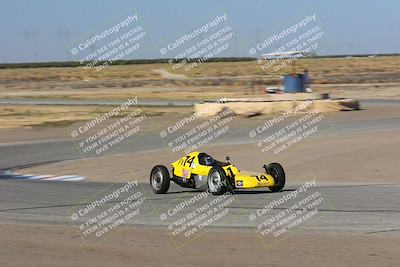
0, 0, 399, 63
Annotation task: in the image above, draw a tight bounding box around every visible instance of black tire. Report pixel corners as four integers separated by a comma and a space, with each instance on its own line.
207, 167, 227, 195
150, 165, 170, 194
267, 163, 285, 192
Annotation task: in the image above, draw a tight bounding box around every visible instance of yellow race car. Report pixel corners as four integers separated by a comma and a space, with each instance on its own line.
150, 151, 285, 195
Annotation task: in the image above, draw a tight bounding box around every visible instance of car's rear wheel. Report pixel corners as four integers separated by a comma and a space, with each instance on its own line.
207, 167, 227, 195
150, 165, 170, 194
267, 163, 285, 192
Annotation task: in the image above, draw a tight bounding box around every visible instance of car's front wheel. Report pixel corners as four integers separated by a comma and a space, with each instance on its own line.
267, 163, 285, 192
207, 167, 227, 195
150, 165, 170, 194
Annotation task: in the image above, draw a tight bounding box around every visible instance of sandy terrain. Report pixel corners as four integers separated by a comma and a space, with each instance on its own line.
0, 223, 399, 267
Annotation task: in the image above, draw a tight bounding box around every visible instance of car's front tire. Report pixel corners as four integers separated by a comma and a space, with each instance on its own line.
207, 167, 227, 195
150, 165, 170, 194
267, 163, 285, 192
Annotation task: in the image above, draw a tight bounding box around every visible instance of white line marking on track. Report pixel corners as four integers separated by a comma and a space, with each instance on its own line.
0, 171, 85, 181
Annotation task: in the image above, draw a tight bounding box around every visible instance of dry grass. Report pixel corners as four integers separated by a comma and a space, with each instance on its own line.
0, 105, 191, 128
0, 56, 399, 82
0, 56, 399, 129
0, 56, 398, 100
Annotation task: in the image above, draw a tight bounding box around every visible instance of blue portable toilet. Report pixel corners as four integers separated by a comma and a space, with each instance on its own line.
283, 74, 305, 93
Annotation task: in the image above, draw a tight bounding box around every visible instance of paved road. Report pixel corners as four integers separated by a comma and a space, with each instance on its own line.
0, 100, 399, 237
0, 180, 399, 234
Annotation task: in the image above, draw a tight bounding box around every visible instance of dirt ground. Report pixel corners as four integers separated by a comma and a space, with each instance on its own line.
0, 223, 398, 267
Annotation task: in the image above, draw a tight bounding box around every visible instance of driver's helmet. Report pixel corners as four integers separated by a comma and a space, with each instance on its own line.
204, 155, 214, 166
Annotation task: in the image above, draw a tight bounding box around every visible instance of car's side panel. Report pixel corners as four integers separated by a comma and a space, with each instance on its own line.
234, 172, 275, 189
171, 152, 206, 179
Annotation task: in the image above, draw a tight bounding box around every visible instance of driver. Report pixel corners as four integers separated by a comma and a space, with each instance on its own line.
204, 155, 215, 166
199, 153, 215, 166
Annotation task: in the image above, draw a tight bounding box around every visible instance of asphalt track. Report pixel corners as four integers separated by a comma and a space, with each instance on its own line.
0, 180, 399, 234
1, 100, 400, 169
0, 100, 399, 235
